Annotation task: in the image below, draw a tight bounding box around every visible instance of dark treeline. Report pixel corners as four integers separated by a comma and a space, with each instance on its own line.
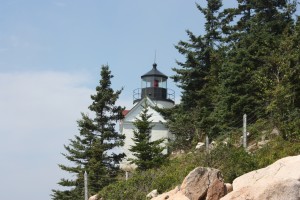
161, 0, 300, 150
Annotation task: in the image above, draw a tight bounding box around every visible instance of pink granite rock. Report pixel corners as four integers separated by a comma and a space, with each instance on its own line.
221, 155, 300, 200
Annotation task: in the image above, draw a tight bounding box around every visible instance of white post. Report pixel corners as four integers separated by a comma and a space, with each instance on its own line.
84, 171, 88, 200
125, 171, 129, 181
243, 114, 247, 149
205, 135, 209, 152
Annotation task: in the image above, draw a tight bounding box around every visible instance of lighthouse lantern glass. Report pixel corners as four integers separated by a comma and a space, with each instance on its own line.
141, 76, 167, 89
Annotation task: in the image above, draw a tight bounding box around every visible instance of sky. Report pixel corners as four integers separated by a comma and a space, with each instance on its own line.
0, 1, 298, 199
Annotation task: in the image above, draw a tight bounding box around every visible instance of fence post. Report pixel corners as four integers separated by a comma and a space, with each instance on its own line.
125, 171, 129, 181
84, 171, 88, 200
243, 114, 247, 149
205, 135, 209, 152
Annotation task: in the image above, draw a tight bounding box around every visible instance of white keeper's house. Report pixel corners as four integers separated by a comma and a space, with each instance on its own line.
120, 63, 175, 171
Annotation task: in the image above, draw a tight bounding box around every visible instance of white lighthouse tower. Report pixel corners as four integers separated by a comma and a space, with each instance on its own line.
120, 63, 175, 171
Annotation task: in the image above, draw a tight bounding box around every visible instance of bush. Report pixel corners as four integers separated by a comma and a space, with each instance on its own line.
209, 145, 257, 183
98, 154, 204, 200
97, 119, 300, 199
254, 137, 300, 168
280, 109, 300, 142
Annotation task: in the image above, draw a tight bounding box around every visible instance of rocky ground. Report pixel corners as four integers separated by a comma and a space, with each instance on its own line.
148, 155, 300, 200
89, 154, 300, 200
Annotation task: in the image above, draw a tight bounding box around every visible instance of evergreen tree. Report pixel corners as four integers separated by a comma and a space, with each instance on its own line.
166, 0, 299, 147
169, 0, 223, 145
262, 17, 300, 140
159, 105, 203, 150
215, 0, 297, 129
129, 101, 166, 170
172, 0, 222, 110
52, 65, 125, 199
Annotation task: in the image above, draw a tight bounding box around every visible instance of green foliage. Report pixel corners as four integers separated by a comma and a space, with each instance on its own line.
98, 154, 205, 200
278, 109, 300, 142
210, 145, 257, 183
168, 0, 224, 149
254, 137, 300, 168
172, 0, 222, 109
158, 105, 201, 150
209, 137, 300, 183
163, 0, 300, 151
129, 101, 167, 170
52, 65, 125, 199
97, 125, 300, 199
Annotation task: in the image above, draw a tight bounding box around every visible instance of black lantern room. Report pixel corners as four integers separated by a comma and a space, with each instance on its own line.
133, 63, 175, 104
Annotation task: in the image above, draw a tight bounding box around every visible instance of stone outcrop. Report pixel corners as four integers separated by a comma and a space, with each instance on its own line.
151, 186, 189, 200
147, 189, 159, 198
221, 155, 300, 200
151, 167, 227, 200
89, 194, 98, 200
206, 178, 227, 200
224, 183, 232, 193
270, 127, 280, 136
195, 142, 205, 150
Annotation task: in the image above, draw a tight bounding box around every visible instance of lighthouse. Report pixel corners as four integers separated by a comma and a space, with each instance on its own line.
133, 63, 175, 107
120, 63, 175, 171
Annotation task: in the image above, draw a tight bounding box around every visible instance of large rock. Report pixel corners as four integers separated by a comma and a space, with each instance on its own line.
206, 178, 227, 200
181, 167, 225, 200
152, 167, 226, 200
151, 186, 189, 200
89, 194, 98, 200
147, 189, 159, 198
224, 183, 232, 194
195, 142, 205, 150
88, 195, 102, 200
270, 127, 280, 136
221, 155, 300, 200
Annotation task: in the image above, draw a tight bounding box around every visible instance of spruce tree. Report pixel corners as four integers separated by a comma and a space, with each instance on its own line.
52, 65, 125, 199
216, 0, 297, 128
262, 17, 300, 140
172, 0, 222, 110
129, 101, 166, 171
166, 0, 300, 147
169, 0, 223, 144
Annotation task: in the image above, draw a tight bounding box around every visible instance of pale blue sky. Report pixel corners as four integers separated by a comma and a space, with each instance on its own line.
0, 1, 298, 199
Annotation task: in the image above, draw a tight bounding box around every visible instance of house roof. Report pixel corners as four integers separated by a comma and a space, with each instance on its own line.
122, 110, 130, 117
122, 96, 166, 123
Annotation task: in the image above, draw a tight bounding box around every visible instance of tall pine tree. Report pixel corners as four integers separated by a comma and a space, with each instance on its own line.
168, 0, 223, 146
52, 65, 125, 199
129, 101, 166, 171
172, 0, 222, 110
216, 0, 297, 129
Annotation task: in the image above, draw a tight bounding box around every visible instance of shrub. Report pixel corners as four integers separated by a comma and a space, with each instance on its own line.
254, 137, 300, 168
97, 119, 300, 199
209, 145, 257, 183
98, 154, 204, 200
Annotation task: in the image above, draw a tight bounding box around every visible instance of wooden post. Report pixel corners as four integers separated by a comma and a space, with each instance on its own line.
205, 135, 209, 152
125, 171, 129, 181
84, 171, 88, 200
243, 114, 247, 149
